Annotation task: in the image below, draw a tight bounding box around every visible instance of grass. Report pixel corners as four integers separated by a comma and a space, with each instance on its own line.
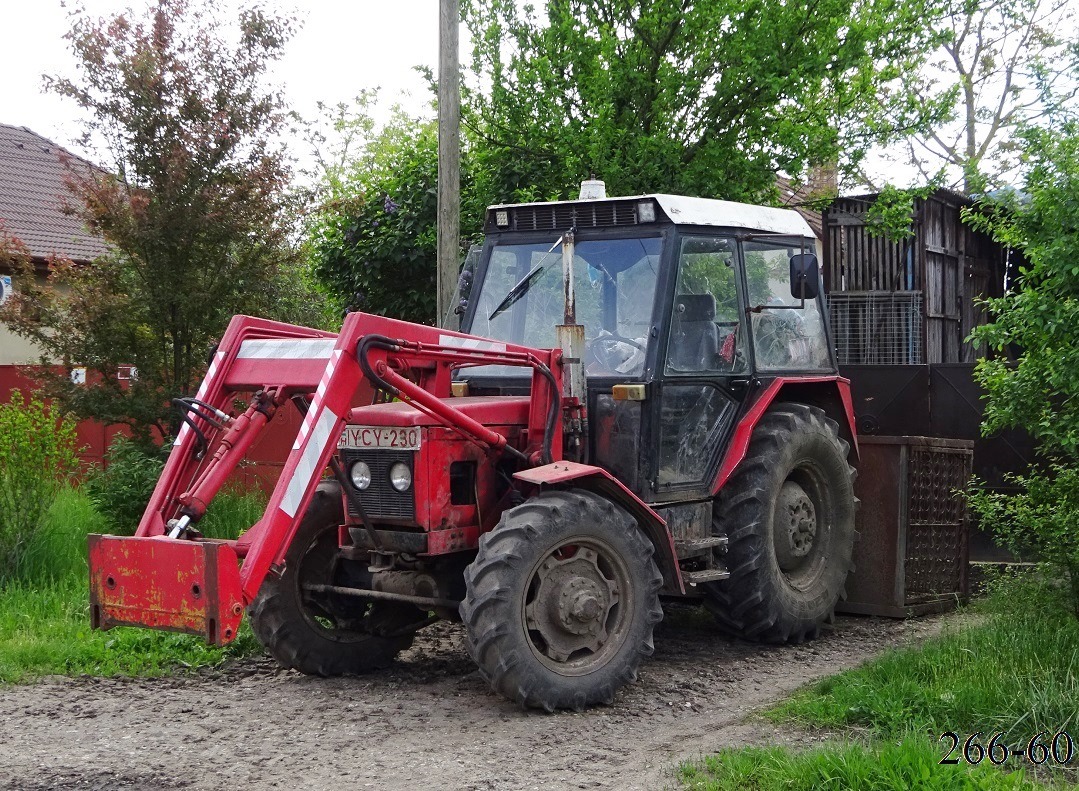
0, 486, 264, 683
769, 593, 1079, 743
198, 485, 267, 540
679, 740, 1041, 791
16, 487, 102, 583
0, 576, 258, 683
681, 579, 1079, 789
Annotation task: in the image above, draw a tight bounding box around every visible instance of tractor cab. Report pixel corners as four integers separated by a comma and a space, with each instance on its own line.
455, 192, 836, 504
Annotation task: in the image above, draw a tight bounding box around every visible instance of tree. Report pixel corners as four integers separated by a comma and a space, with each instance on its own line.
460, 0, 951, 204
309, 106, 485, 325
0, 0, 327, 439
967, 111, 1079, 615
897, 0, 1079, 192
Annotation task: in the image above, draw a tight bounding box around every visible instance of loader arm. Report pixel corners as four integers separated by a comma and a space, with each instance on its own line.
89, 312, 565, 644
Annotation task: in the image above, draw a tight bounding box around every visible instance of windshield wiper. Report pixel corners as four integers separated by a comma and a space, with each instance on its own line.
487, 236, 564, 322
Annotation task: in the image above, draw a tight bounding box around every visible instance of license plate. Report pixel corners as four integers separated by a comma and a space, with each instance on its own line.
339, 425, 421, 450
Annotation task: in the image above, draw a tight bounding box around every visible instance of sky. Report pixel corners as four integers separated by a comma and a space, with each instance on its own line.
2, 1, 444, 165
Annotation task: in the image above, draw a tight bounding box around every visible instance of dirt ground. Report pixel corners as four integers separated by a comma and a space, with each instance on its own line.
0, 605, 948, 791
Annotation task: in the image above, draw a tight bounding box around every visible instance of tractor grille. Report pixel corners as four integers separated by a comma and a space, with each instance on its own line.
489, 200, 653, 233
338, 448, 416, 521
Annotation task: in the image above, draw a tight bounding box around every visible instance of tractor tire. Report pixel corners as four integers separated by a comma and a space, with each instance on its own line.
461, 489, 663, 711
248, 481, 418, 675
704, 403, 856, 644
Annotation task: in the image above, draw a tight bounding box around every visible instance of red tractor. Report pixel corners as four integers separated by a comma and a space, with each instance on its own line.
89, 190, 857, 710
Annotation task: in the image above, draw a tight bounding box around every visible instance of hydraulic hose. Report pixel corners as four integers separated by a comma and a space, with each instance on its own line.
357, 333, 560, 466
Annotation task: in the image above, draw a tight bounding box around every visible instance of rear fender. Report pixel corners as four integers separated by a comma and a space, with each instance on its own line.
514, 461, 684, 594
712, 376, 857, 495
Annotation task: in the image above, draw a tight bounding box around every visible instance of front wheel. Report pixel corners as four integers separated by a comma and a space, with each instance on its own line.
705, 403, 856, 644
461, 489, 663, 711
248, 481, 420, 675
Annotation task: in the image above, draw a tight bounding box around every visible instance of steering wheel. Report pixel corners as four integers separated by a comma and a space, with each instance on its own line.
587, 333, 645, 372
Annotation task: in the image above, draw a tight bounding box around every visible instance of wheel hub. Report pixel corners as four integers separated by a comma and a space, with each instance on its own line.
525, 547, 619, 663
773, 480, 817, 571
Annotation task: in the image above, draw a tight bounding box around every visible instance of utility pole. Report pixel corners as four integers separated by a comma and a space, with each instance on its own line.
437, 0, 461, 327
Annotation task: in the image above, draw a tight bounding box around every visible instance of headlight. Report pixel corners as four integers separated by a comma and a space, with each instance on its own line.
389, 461, 412, 492
349, 461, 372, 490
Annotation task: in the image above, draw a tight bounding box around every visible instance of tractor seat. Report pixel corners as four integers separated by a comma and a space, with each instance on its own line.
669, 294, 719, 372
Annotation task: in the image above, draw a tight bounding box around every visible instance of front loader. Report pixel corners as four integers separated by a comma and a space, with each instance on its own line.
89, 189, 858, 710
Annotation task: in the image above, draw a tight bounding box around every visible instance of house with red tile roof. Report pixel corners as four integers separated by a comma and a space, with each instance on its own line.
0, 123, 120, 465
0, 123, 108, 366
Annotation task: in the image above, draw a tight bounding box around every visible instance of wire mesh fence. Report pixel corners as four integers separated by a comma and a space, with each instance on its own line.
829, 291, 923, 365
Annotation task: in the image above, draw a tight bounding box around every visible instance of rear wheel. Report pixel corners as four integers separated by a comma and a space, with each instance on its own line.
461, 489, 663, 711
705, 404, 856, 643
248, 481, 420, 675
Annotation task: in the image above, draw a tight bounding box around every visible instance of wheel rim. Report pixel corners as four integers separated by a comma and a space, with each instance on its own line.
522, 535, 633, 677
772, 461, 833, 591
294, 527, 372, 642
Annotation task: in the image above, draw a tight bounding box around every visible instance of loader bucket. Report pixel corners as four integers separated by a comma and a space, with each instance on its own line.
88, 535, 245, 646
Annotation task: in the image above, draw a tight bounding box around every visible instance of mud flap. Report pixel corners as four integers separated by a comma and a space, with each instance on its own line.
88, 535, 245, 646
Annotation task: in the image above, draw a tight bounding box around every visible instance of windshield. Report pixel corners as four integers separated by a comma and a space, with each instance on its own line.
465, 236, 663, 377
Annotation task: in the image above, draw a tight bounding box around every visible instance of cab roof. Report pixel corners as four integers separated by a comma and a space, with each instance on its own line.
485, 193, 815, 238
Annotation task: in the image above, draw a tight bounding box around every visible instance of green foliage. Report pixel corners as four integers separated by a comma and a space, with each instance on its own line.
0, 391, 81, 581
0, 576, 258, 684
968, 121, 1079, 453
86, 437, 168, 535
198, 486, 266, 540
309, 108, 485, 324
964, 120, 1079, 609
679, 739, 1038, 791
864, 182, 942, 239
769, 588, 1079, 743
0, 484, 263, 683
0, 0, 328, 439
15, 487, 101, 583
970, 468, 1079, 618
462, 0, 951, 203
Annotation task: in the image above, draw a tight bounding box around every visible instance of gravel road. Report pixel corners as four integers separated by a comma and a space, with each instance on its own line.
0, 605, 944, 791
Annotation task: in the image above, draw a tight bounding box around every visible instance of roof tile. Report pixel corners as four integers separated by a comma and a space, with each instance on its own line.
0, 123, 109, 264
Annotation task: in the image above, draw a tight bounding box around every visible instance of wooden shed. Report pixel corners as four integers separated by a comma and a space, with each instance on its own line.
822, 189, 1010, 364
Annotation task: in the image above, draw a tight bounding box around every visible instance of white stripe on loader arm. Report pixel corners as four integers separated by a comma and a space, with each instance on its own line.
438, 334, 507, 352
293, 351, 340, 450
281, 406, 339, 518
237, 338, 336, 360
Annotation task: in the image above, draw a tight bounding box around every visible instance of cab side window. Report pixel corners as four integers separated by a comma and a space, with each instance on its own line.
744, 241, 831, 371
666, 236, 746, 375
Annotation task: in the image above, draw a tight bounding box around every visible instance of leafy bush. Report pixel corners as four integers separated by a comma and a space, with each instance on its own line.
310, 109, 485, 324
969, 467, 1079, 618
86, 437, 167, 534
0, 391, 81, 580
963, 121, 1079, 619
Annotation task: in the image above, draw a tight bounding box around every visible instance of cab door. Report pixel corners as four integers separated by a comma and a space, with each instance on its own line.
650, 234, 747, 503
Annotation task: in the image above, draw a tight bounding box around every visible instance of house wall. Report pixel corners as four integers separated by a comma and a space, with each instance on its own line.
0, 269, 54, 365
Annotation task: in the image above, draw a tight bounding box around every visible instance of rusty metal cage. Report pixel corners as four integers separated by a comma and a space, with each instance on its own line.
839, 436, 973, 617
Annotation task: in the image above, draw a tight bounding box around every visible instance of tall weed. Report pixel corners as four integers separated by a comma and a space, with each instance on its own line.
15, 487, 101, 582
0, 391, 80, 580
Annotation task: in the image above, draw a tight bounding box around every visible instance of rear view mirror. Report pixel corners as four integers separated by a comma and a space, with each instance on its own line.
789, 253, 820, 300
